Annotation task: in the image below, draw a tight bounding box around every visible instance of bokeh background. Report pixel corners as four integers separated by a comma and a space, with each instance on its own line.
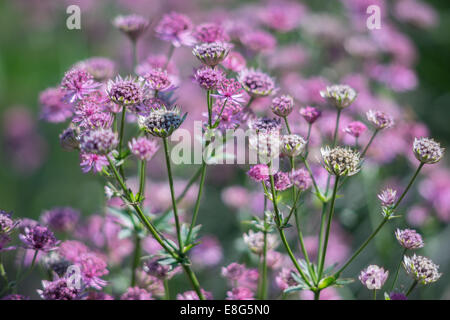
0, 0, 449, 299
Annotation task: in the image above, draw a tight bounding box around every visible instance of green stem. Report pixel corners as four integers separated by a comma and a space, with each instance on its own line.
117, 107, 127, 177
186, 161, 207, 243
269, 172, 313, 289
317, 175, 340, 280
212, 98, 228, 128
373, 290, 377, 300
182, 264, 205, 300
163, 137, 183, 249
334, 217, 389, 277
284, 117, 291, 134
316, 203, 328, 272
324, 109, 342, 196
390, 248, 407, 291
302, 157, 323, 201
164, 278, 170, 300
361, 129, 379, 158
106, 156, 206, 298
130, 234, 141, 287
304, 124, 312, 158
137, 160, 146, 201
161, 166, 203, 216
393, 162, 424, 210
207, 90, 212, 127
406, 280, 418, 297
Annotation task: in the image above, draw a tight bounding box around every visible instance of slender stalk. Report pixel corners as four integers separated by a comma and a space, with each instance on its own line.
373, 290, 377, 300
260, 213, 268, 299
268, 172, 313, 289
316, 203, 328, 272
131, 40, 138, 70
304, 124, 312, 158
161, 166, 203, 216
324, 109, 342, 195
284, 117, 291, 134
393, 162, 424, 210
107, 155, 205, 298
317, 175, 340, 280
361, 129, 379, 158
163, 137, 183, 249
390, 248, 407, 291
186, 161, 207, 243
182, 264, 205, 300
164, 278, 170, 300
302, 157, 323, 201
117, 107, 127, 177
406, 280, 418, 297
207, 90, 212, 127
106, 155, 176, 257
137, 160, 146, 201
130, 234, 141, 286
334, 217, 388, 278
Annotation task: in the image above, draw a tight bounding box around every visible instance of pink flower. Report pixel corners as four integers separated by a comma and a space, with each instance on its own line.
221, 51, 246, 72
226, 287, 254, 300
78, 252, 109, 289
193, 22, 229, 43
241, 30, 276, 53
155, 12, 195, 47
39, 87, 73, 123
344, 121, 367, 138
128, 137, 159, 161
60, 67, 100, 103
79, 153, 109, 173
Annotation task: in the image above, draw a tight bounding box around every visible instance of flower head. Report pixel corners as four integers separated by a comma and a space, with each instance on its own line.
19, 225, 59, 252
222, 51, 246, 72
40, 207, 80, 233
211, 78, 245, 104
76, 57, 116, 82
79, 153, 109, 173
344, 121, 367, 138
177, 289, 213, 300
194, 23, 229, 43
403, 254, 441, 284
141, 68, 174, 92
366, 110, 394, 130
249, 131, 281, 161
389, 292, 407, 300
106, 75, 143, 106
39, 87, 73, 123
320, 84, 357, 109
226, 287, 254, 300
271, 95, 294, 117
121, 287, 153, 300
193, 42, 232, 67
78, 252, 108, 289
59, 125, 80, 151
266, 171, 292, 191
139, 107, 186, 138
359, 265, 389, 290
221, 263, 246, 281
241, 30, 276, 53
128, 137, 159, 161
0, 210, 17, 234
79, 128, 118, 155
60, 67, 100, 103
299, 106, 322, 124
247, 164, 270, 182
290, 169, 312, 191
378, 188, 397, 208
321, 146, 361, 176
413, 137, 444, 164
238, 69, 277, 97
243, 230, 278, 254
194, 66, 224, 90
395, 229, 424, 250
113, 14, 149, 41
38, 276, 82, 300
281, 134, 306, 157
248, 117, 281, 133
143, 258, 172, 279
155, 12, 195, 47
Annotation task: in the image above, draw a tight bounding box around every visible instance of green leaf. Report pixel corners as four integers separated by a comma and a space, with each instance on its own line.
318, 276, 336, 289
